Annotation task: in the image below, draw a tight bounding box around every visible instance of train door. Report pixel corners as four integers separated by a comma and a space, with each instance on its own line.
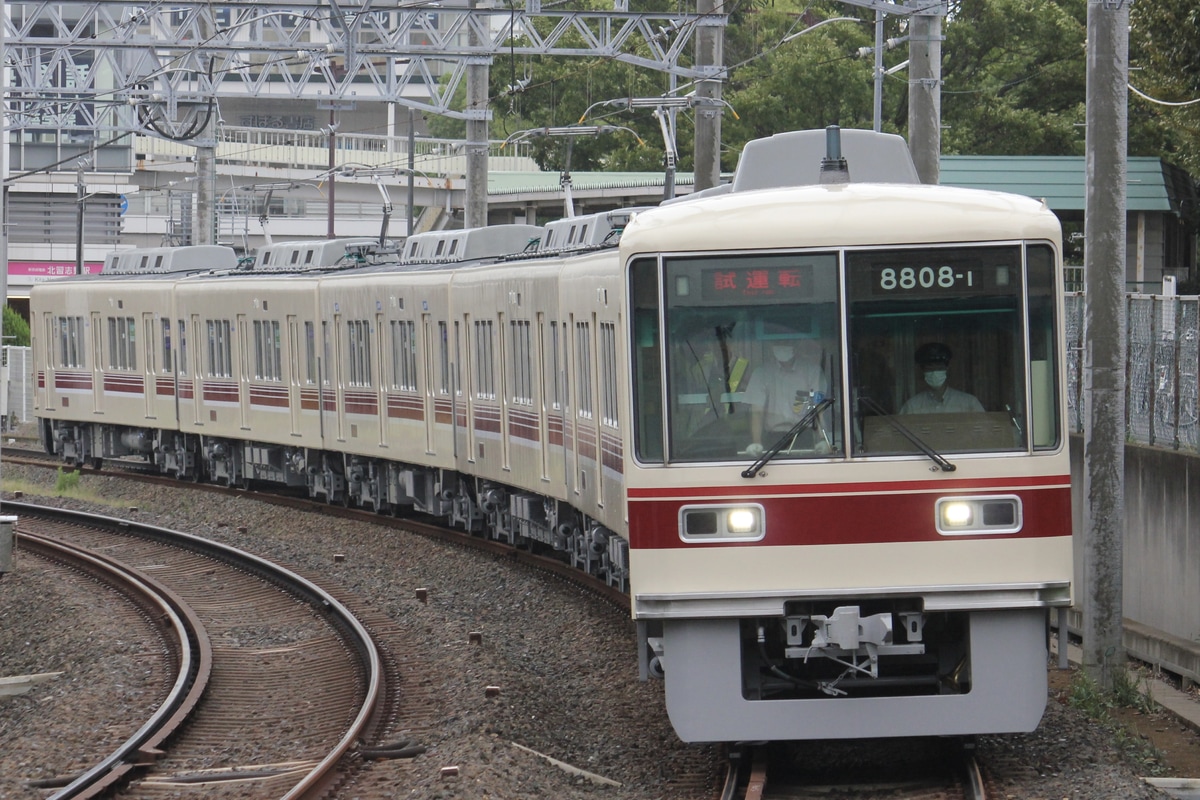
462, 314, 476, 463
91, 312, 104, 414
422, 314, 436, 454
566, 314, 582, 498
143, 314, 157, 420
536, 314, 550, 481
332, 314, 346, 442
287, 316, 302, 436
236, 315, 251, 429
375, 312, 387, 447
38, 315, 52, 412
498, 311, 511, 469
453, 320, 464, 460
190, 316, 204, 426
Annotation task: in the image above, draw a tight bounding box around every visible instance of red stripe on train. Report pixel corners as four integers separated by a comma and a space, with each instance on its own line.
628, 484, 1071, 548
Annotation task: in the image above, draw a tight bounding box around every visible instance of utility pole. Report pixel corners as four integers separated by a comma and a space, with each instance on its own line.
907, 3, 943, 184
693, 0, 724, 191
326, 110, 337, 239
75, 159, 88, 274
1082, 0, 1129, 692
464, 0, 490, 229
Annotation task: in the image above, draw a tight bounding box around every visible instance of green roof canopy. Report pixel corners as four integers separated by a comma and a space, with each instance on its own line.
940, 155, 1197, 216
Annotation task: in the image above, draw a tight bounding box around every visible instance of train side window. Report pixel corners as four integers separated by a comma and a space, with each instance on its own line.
304, 321, 317, 384
206, 319, 232, 378
107, 316, 137, 370
437, 321, 450, 394
1027, 243, 1061, 449
347, 320, 372, 386
599, 321, 618, 427
548, 322, 560, 410
575, 320, 593, 419
56, 315, 85, 368
252, 320, 282, 381
473, 320, 495, 399
177, 319, 187, 376
629, 258, 663, 463
391, 320, 417, 391
510, 320, 532, 404
161, 319, 172, 374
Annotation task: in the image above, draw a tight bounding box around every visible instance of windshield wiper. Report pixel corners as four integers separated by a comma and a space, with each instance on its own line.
742, 398, 835, 479
857, 396, 956, 472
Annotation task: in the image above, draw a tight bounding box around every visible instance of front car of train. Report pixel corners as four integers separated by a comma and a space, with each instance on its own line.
621, 129, 1072, 742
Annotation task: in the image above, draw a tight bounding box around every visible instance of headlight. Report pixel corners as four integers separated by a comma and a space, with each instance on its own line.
727, 508, 759, 534
935, 495, 1022, 535
679, 504, 765, 542
941, 501, 973, 527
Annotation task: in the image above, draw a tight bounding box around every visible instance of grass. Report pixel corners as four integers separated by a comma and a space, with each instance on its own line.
2, 469, 132, 509
1069, 666, 1167, 774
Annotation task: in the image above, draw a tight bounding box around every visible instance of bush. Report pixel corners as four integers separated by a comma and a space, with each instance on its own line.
2, 306, 30, 347
54, 468, 81, 494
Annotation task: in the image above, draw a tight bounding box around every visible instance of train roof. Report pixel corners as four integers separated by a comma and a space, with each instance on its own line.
251, 238, 395, 271
621, 181, 1062, 255
101, 244, 239, 275
401, 224, 543, 265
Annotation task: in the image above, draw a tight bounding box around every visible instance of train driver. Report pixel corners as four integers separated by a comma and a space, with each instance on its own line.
899, 342, 985, 414
744, 336, 833, 456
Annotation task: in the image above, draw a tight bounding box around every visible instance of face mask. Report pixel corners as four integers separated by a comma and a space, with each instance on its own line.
772, 346, 795, 363
924, 370, 948, 389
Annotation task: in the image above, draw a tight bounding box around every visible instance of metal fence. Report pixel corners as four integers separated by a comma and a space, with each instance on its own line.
2, 347, 34, 430
1066, 294, 1199, 453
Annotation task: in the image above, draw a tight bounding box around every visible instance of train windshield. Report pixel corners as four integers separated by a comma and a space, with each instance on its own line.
847, 244, 1055, 457
632, 252, 844, 463
631, 243, 1060, 465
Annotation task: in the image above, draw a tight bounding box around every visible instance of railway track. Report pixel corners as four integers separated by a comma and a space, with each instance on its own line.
2, 445, 631, 614
9, 501, 391, 799
720, 739, 987, 800
2, 446, 999, 800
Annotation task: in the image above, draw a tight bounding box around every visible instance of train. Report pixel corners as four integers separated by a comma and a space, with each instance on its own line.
30, 127, 1073, 743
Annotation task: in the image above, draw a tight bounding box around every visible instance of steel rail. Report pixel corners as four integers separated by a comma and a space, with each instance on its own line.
8, 501, 386, 800
17, 529, 212, 800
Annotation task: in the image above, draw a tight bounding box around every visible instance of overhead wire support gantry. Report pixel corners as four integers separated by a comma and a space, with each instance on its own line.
3, 0, 722, 135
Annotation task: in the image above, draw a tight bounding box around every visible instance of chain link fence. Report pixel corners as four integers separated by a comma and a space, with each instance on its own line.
2, 347, 35, 431
1066, 294, 1199, 453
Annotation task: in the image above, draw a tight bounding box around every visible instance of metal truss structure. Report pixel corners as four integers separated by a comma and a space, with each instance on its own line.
4, 0, 723, 138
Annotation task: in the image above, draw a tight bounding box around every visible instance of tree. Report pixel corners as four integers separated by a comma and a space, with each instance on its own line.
421, 0, 1186, 178
1130, 0, 1200, 175
3, 306, 30, 347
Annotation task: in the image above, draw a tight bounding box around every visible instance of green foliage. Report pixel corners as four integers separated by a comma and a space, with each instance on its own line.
1068, 667, 1167, 775
1069, 667, 1158, 717
1131, 0, 1200, 175
425, 0, 1189, 178
3, 306, 30, 347
54, 468, 82, 495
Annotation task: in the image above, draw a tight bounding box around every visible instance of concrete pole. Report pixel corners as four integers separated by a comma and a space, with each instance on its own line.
75, 162, 86, 273
692, 0, 724, 191
1082, 0, 1129, 691
464, 0, 489, 229
327, 110, 337, 239
407, 108, 416, 236
195, 141, 216, 245
907, 11, 942, 185
1, 3, 8, 312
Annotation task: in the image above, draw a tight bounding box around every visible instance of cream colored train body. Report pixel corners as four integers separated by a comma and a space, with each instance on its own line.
31, 129, 1073, 742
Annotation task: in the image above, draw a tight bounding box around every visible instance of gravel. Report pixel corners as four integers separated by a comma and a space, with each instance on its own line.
0, 462, 1177, 799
